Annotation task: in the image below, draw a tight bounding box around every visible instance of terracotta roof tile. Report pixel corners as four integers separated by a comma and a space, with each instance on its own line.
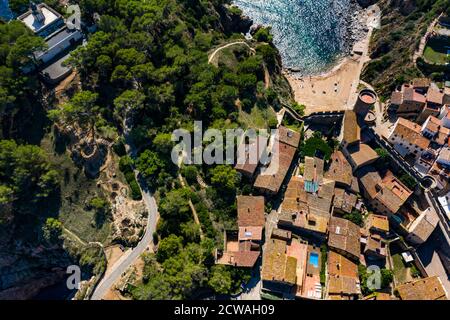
328, 217, 360, 261
325, 151, 353, 187
392, 118, 430, 150
396, 276, 448, 300
237, 196, 265, 227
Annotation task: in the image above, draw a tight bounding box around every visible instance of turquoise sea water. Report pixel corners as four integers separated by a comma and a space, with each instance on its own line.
0, 0, 13, 21
234, 0, 355, 75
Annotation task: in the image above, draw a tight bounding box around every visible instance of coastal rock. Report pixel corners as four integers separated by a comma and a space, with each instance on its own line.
356, 0, 377, 8
219, 4, 253, 34
250, 24, 263, 36
0, 269, 67, 300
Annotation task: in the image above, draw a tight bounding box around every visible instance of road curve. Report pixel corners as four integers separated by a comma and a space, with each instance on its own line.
91, 175, 158, 300
91, 123, 159, 300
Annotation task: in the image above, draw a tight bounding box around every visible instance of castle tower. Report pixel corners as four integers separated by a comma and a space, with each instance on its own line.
354, 88, 377, 118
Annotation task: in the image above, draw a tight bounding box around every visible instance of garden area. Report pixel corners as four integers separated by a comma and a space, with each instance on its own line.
423, 37, 450, 65
389, 240, 421, 285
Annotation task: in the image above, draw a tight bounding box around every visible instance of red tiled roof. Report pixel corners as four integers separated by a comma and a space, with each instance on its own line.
237, 195, 265, 227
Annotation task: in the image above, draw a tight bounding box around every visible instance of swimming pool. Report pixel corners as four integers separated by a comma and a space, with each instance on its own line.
309, 252, 319, 268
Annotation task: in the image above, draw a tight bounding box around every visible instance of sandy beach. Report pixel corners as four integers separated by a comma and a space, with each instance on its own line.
285, 4, 381, 115
285, 56, 361, 115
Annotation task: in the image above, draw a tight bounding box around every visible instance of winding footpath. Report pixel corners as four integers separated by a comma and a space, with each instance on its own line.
208, 41, 255, 64
91, 122, 159, 300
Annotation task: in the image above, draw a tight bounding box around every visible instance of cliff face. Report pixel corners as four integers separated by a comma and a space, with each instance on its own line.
217, 4, 253, 35
361, 0, 442, 97
0, 226, 73, 299
389, 0, 417, 15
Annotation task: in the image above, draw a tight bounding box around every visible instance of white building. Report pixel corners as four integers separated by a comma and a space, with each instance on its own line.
406, 208, 439, 245
438, 192, 450, 220
17, 2, 66, 37
387, 118, 430, 159
17, 2, 83, 83
436, 147, 450, 169
438, 106, 450, 129
35, 27, 83, 64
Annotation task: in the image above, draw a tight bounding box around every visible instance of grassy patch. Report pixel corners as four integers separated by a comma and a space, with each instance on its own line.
423, 37, 450, 65
392, 253, 409, 284
40, 132, 112, 244
238, 105, 277, 129
209, 42, 251, 68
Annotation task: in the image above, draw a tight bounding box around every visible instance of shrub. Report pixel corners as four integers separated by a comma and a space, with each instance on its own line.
254, 27, 273, 43
119, 155, 134, 173
125, 171, 142, 200
320, 244, 327, 285
113, 138, 126, 156
302, 136, 332, 161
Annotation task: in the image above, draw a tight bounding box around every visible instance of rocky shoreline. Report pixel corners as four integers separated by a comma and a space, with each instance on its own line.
284, 0, 371, 76
234, 0, 372, 76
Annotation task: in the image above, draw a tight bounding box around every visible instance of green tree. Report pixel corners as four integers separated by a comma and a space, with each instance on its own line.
113, 89, 146, 121
89, 197, 110, 227
48, 90, 99, 134
9, 0, 29, 14
158, 188, 192, 236
302, 136, 332, 161
6, 33, 47, 68
152, 133, 175, 157
181, 165, 198, 185
135, 149, 164, 180
254, 27, 273, 43
208, 265, 233, 294
0, 140, 59, 208
375, 147, 389, 159
209, 165, 240, 193
381, 269, 394, 288
292, 102, 305, 116
343, 210, 364, 227
42, 217, 62, 242
156, 234, 183, 263
180, 221, 200, 243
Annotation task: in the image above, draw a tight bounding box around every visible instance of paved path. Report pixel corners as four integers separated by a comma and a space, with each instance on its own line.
208, 41, 255, 64
91, 122, 159, 300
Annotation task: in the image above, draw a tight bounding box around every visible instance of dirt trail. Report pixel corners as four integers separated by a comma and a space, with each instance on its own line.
178, 174, 204, 240
208, 41, 255, 65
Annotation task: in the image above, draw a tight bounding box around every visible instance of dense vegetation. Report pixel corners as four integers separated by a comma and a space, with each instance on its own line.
362, 0, 450, 98
0, 139, 59, 222
358, 264, 393, 295
0, 0, 293, 298
0, 21, 46, 139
